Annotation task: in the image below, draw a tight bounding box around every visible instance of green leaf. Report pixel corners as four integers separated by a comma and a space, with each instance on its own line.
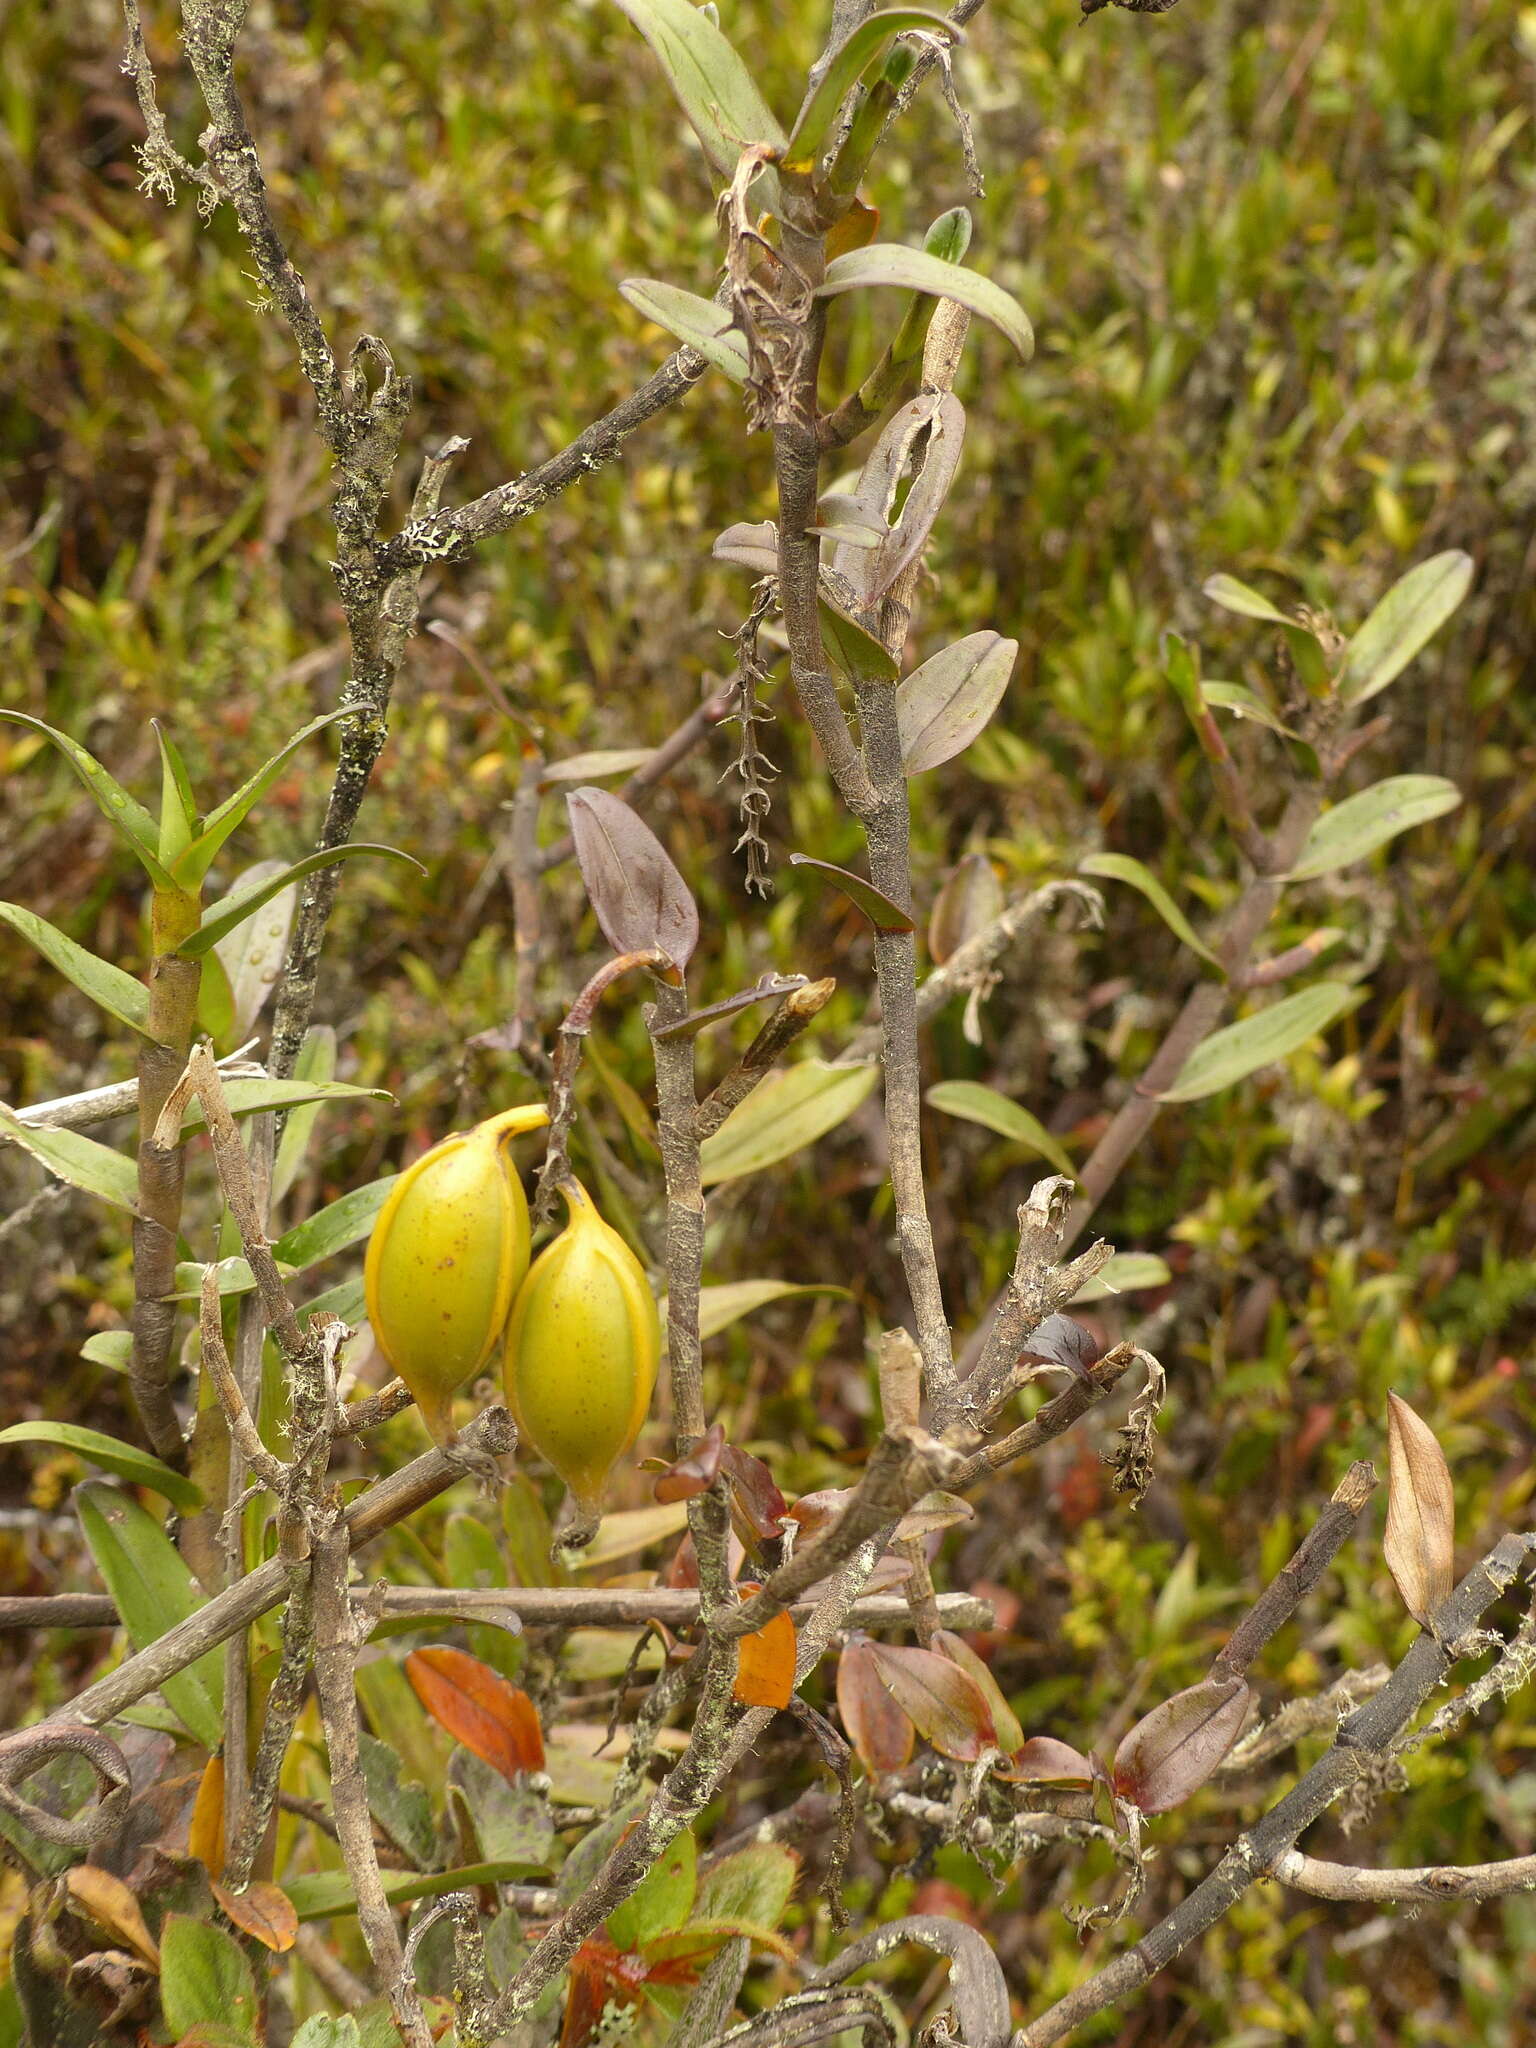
618, 281, 748, 382
177, 1076, 392, 1137
211, 859, 298, 1039
924, 1080, 1075, 1176
699, 1060, 880, 1186
271, 1024, 337, 1203
608, 1827, 698, 1952
1201, 572, 1292, 625
276, 1174, 398, 1271
539, 748, 655, 786
1287, 775, 1462, 881
1338, 550, 1474, 705
1158, 983, 1355, 1102
693, 1280, 851, 1342
787, 853, 914, 932
159, 1915, 259, 2044
0, 1106, 139, 1211
782, 9, 954, 172
154, 721, 199, 868
180, 843, 424, 957
895, 631, 1018, 773
291, 2020, 363, 2048
285, 1862, 542, 1924
1071, 1253, 1173, 1304
81, 1330, 133, 1372
693, 1842, 797, 1933
359, 1731, 439, 1870
608, 0, 787, 180
196, 945, 237, 1047
1079, 853, 1223, 974
0, 1422, 202, 1513
173, 710, 358, 887
1199, 681, 1298, 738
817, 244, 1033, 359
0, 902, 151, 1035
0, 711, 172, 885
75, 1482, 225, 1750
819, 593, 899, 679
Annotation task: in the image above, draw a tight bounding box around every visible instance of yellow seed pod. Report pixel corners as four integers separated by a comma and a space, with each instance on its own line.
364, 1104, 549, 1444
503, 1178, 659, 1528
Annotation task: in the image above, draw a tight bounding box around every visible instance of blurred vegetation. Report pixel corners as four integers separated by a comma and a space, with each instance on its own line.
1, 0, 1534, 2038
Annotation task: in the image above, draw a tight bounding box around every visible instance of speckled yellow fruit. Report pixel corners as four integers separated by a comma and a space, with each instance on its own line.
503, 1177, 659, 1520
364, 1104, 549, 1443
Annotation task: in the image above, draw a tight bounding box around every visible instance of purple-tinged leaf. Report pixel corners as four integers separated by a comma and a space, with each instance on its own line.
931, 1631, 1024, 1753
868, 1642, 997, 1762
712, 521, 779, 573
650, 974, 810, 1042
896, 632, 1018, 774
1384, 1390, 1455, 1628
1112, 1676, 1251, 1815
1017, 1313, 1101, 1384
722, 1445, 789, 1542
837, 1639, 916, 1777
995, 1737, 1095, 1786
654, 1422, 727, 1505
788, 853, 914, 932
567, 786, 699, 971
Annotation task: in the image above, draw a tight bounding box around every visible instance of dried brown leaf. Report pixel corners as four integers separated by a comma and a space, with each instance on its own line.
1112, 1676, 1251, 1815
1384, 1389, 1456, 1627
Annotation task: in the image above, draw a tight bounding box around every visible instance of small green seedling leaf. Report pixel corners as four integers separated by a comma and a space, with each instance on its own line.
0, 1423, 203, 1514
609, 0, 787, 183
1338, 550, 1474, 704
0, 1106, 139, 1212
787, 853, 914, 932
817, 244, 1034, 359
154, 721, 199, 867
1079, 853, 1223, 974
275, 1174, 398, 1271
1158, 983, 1354, 1102
0, 902, 151, 1035
1199, 681, 1298, 737
619, 280, 748, 382
81, 1330, 133, 1372
700, 1060, 879, 1185
0, 711, 173, 887
1287, 775, 1462, 881
1201, 573, 1292, 625
75, 1483, 225, 1750
782, 10, 954, 173
180, 843, 424, 956
925, 1079, 1075, 1177
173, 709, 359, 887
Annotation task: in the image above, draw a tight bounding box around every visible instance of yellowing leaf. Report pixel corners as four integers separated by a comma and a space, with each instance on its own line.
700, 1061, 880, 1186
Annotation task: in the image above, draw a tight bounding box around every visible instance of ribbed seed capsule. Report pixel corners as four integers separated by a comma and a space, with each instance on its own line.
503, 1178, 659, 1532
364, 1104, 549, 1444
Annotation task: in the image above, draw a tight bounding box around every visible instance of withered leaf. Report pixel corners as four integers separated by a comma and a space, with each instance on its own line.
836, 1638, 915, 1777
995, 1737, 1096, 1786
1018, 1313, 1101, 1384
1112, 1676, 1251, 1815
721, 1444, 789, 1542
732, 1591, 797, 1710
567, 785, 699, 971
654, 1422, 727, 1504
1384, 1390, 1456, 1628
405, 1645, 546, 1780
213, 1879, 298, 1953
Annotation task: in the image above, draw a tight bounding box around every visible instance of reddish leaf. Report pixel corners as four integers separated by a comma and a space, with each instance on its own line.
213, 1879, 297, 1953
931, 1631, 1024, 1753
662, 1530, 701, 1590
1112, 1677, 1251, 1815
560, 1938, 649, 2048
1384, 1390, 1456, 1627
995, 1737, 1096, 1786
837, 1639, 915, 1777
732, 1586, 797, 1709
721, 1445, 788, 1542
654, 1423, 726, 1504
784, 1488, 852, 1541
786, 854, 915, 934
868, 1641, 996, 1762
567, 785, 699, 970
406, 1645, 546, 1780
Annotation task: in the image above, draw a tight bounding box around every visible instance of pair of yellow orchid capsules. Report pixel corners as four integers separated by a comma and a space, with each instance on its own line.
363, 1106, 659, 1522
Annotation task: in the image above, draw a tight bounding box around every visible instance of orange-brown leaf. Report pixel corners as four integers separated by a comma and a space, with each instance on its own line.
64, 1864, 159, 1966
406, 1644, 546, 1779
188, 1752, 225, 1879
214, 1879, 298, 1953
732, 1597, 797, 1709
836, 1638, 915, 1777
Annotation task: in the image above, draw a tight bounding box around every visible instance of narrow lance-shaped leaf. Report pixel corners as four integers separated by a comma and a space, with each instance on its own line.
619, 280, 749, 383
867, 1641, 997, 1761
1286, 775, 1462, 881
0, 1105, 139, 1212
1201, 572, 1292, 625
608, 0, 787, 179
787, 853, 914, 932
928, 852, 1003, 964
271, 1023, 336, 1204
1200, 681, 1298, 737
1112, 1676, 1252, 1815
154, 720, 198, 868
1080, 852, 1224, 974
925, 1079, 1074, 1178
1338, 550, 1474, 704
179, 841, 426, 957
0, 901, 151, 1035
1383, 1391, 1455, 1628
567, 785, 699, 969
1070, 1252, 1171, 1303
931, 1632, 1024, 1752
0, 710, 171, 885
700, 1060, 879, 1186
0, 1422, 202, 1514
178, 709, 359, 886
817, 244, 1034, 359
1158, 982, 1354, 1102
781, 9, 954, 171
896, 632, 1018, 774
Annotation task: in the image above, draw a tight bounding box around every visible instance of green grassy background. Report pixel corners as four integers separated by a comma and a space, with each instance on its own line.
2, 0, 1535, 2038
